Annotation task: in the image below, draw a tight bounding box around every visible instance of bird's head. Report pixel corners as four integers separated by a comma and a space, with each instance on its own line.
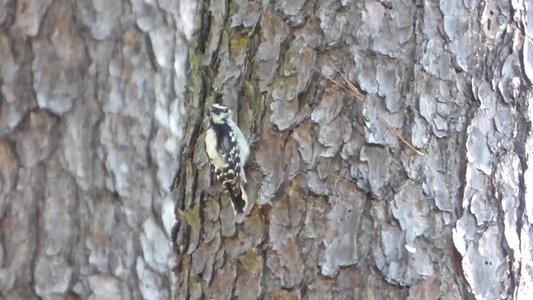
208, 103, 232, 125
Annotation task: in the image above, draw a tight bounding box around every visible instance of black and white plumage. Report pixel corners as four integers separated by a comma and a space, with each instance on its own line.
204, 103, 250, 214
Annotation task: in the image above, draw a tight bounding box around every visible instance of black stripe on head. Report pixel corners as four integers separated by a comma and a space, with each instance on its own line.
209, 104, 229, 115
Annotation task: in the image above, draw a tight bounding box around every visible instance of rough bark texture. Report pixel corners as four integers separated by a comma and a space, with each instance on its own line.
0, 1, 192, 299
172, 0, 533, 300
0, 1, 532, 300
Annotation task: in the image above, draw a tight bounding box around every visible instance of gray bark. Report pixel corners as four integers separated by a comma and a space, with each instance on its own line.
0, 0, 532, 300
173, 0, 533, 299
0, 0, 191, 299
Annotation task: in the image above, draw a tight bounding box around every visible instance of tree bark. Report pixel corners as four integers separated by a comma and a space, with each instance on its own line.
0, 0, 191, 299
0, 0, 532, 300
172, 0, 533, 300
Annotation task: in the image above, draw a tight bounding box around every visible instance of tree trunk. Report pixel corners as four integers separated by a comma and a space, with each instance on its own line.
0, 0, 532, 300
0, 1, 190, 299
172, 0, 533, 300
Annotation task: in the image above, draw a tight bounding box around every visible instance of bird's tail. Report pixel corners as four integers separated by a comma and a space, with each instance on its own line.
224, 182, 248, 214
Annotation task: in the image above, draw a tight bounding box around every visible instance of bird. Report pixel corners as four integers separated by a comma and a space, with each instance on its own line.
204, 103, 250, 214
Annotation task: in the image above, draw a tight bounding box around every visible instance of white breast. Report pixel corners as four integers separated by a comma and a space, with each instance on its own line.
205, 128, 227, 169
